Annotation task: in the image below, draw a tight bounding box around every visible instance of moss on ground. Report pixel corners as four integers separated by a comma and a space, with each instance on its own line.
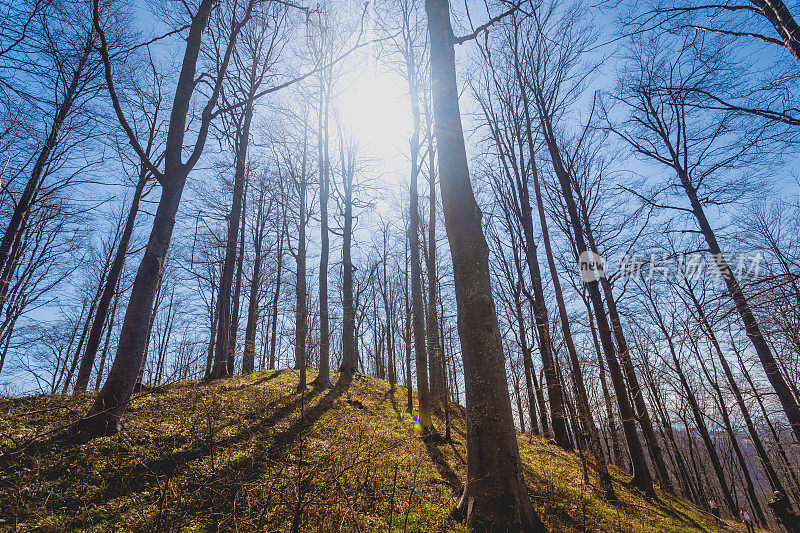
0, 370, 750, 532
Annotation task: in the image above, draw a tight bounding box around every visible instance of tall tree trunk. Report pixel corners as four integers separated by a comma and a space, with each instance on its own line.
579, 207, 673, 493
381, 228, 396, 387
646, 292, 736, 514
585, 296, 625, 470
402, 26, 435, 433
514, 288, 540, 437
205, 290, 217, 378
514, 371, 526, 434
84, 0, 248, 434
243, 185, 266, 374
95, 289, 119, 391
536, 92, 655, 496
645, 369, 698, 502
75, 169, 148, 392
526, 112, 613, 494
686, 284, 789, 506
425, 121, 444, 412
227, 179, 248, 376
315, 81, 331, 388
735, 342, 800, 505
212, 102, 253, 379
404, 241, 413, 413
678, 170, 800, 444
63, 297, 98, 394
425, 0, 544, 527
269, 214, 285, 370
294, 125, 309, 392
339, 136, 356, 377
696, 346, 765, 523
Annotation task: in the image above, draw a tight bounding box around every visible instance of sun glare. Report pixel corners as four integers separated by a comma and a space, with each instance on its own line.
336, 60, 411, 172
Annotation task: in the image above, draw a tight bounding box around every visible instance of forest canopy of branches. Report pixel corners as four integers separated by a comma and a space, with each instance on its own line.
1, 0, 800, 530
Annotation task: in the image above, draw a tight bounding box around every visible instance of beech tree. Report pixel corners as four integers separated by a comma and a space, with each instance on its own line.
425, 0, 545, 527
84, 0, 266, 435
608, 31, 800, 444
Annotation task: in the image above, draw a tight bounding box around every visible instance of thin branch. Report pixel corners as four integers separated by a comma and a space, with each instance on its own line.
453, 3, 524, 45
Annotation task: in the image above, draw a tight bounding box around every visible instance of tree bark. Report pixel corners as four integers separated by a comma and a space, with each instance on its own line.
294, 125, 309, 392
425, 0, 545, 528
404, 241, 414, 413
525, 106, 613, 494
269, 213, 285, 370
85, 0, 248, 434
227, 179, 247, 375
212, 102, 253, 379
408, 50, 434, 434
425, 120, 445, 413
339, 135, 356, 377
686, 283, 789, 506
579, 206, 673, 493
314, 80, 331, 388
75, 169, 148, 392
243, 184, 266, 375
537, 91, 655, 496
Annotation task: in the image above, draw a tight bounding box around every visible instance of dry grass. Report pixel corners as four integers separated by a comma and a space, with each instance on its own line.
0, 369, 748, 532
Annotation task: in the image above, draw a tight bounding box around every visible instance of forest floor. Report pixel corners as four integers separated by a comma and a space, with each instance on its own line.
0, 369, 754, 532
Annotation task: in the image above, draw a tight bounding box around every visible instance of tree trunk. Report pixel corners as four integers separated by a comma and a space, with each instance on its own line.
585, 297, 625, 470
75, 169, 148, 392
205, 288, 217, 379
404, 242, 413, 413
63, 297, 98, 394
269, 215, 284, 370
686, 284, 789, 507
697, 346, 764, 523
243, 185, 266, 374
514, 372, 526, 434
95, 289, 119, 391
646, 292, 736, 514
212, 102, 253, 379
514, 290, 540, 437
526, 113, 613, 494
86, 173, 186, 434
678, 171, 800, 444
339, 138, 356, 377
537, 92, 655, 496
580, 208, 673, 493
227, 179, 247, 376
425, 123, 444, 413
736, 342, 800, 505
314, 82, 331, 388
425, 0, 544, 527
294, 126, 309, 392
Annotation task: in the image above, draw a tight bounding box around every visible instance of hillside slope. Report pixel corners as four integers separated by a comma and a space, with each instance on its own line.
0, 369, 750, 532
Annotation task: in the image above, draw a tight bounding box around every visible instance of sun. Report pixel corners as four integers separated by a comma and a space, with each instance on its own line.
336, 57, 412, 172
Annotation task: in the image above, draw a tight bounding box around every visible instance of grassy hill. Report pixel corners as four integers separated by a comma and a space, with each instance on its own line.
0, 369, 752, 532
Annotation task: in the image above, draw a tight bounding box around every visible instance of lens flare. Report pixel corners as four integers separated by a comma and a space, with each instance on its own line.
413, 414, 423, 435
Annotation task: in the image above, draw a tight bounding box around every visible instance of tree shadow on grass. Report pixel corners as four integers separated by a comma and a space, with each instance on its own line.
175, 371, 357, 527
380, 385, 403, 420
424, 436, 462, 496
5, 381, 325, 519
221, 369, 283, 392
265, 371, 353, 460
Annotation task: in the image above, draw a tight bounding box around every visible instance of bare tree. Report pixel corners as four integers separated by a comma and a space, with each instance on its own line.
425, 0, 545, 527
